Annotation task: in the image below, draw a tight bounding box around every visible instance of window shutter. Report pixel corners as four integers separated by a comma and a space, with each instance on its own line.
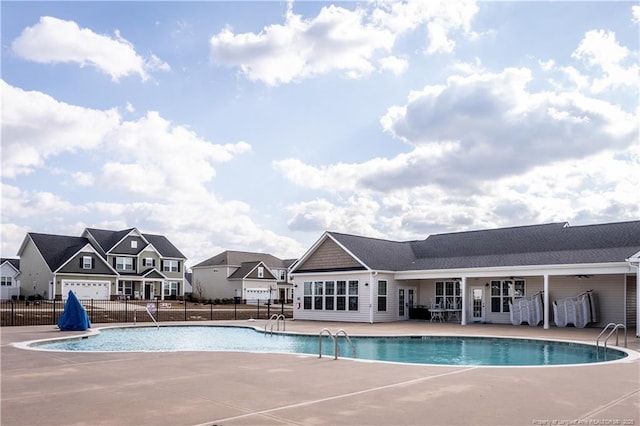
91, 258, 95, 269
178, 262, 181, 272
152, 259, 156, 267
133, 258, 137, 271
79, 257, 83, 268
161, 260, 164, 271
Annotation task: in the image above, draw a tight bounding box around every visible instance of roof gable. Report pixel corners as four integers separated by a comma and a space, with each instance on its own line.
293, 234, 368, 272
84, 228, 135, 253
1, 258, 20, 272
24, 233, 90, 272
228, 261, 276, 280
193, 250, 285, 269
142, 234, 185, 259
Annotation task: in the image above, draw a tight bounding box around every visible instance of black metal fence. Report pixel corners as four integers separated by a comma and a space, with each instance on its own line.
0, 299, 292, 327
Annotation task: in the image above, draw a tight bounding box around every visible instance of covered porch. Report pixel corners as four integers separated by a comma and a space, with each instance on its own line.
395, 263, 639, 334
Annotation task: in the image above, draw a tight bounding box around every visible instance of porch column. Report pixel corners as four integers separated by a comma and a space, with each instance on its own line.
543, 274, 550, 329
460, 277, 467, 325
369, 271, 374, 324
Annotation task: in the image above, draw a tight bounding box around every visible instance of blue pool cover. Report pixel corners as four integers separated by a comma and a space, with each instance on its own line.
57, 291, 91, 331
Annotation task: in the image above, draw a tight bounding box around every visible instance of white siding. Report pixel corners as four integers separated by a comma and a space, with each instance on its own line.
191, 266, 239, 300
293, 272, 371, 323
18, 238, 54, 299
548, 274, 625, 326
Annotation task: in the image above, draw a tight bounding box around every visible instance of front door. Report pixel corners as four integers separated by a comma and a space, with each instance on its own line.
470, 286, 485, 323
145, 283, 154, 300
398, 287, 416, 320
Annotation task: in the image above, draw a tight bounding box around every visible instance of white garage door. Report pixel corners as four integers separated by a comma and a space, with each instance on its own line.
62, 280, 110, 300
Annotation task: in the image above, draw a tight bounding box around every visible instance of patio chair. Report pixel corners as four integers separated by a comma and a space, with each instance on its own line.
429, 302, 445, 323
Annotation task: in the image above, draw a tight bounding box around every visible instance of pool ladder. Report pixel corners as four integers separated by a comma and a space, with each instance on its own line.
264, 314, 286, 334
596, 323, 627, 355
318, 328, 356, 360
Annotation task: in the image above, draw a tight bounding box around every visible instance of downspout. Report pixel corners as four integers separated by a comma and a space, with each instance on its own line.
626, 258, 640, 338
460, 277, 467, 325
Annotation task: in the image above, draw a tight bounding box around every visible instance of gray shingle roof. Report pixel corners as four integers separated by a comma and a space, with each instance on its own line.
143, 233, 186, 259
327, 221, 640, 271
228, 261, 276, 280
28, 233, 90, 271
193, 250, 288, 269
85, 228, 133, 254
85, 228, 185, 259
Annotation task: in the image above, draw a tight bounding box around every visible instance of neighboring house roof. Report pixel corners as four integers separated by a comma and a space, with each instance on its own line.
228, 261, 276, 280
193, 250, 289, 269
85, 228, 134, 253
283, 259, 297, 269
1, 258, 20, 272
143, 233, 186, 259
85, 228, 186, 259
25, 233, 91, 272
298, 221, 640, 273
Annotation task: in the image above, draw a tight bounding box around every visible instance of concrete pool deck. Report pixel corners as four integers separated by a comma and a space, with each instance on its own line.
2, 320, 639, 426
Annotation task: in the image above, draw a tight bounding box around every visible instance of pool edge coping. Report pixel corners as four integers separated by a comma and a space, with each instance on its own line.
11, 323, 640, 368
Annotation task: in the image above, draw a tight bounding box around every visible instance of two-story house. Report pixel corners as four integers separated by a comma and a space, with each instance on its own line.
191, 251, 296, 303
16, 227, 186, 300
1, 258, 21, 300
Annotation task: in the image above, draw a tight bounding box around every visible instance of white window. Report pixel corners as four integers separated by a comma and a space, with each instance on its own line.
143, 258, 154, 267
82, 256, 93, 269
435, 281, 461, 309
258, 266, 264, 278
163, 260, 178, 272
163, 281, 179, 296
116, 257, 134, 271
117, 281, 133, 295
279, 270, 286, 280
491, 279, 525, 313
131, 240, 137, 248
377, 280, 387, 312
303, 280, 358, 311
1, 276, 12, 286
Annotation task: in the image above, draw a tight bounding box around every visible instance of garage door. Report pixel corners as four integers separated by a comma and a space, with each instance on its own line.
62, 280, 110, 300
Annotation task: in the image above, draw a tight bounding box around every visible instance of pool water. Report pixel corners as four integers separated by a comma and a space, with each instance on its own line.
32, 326, 627, 366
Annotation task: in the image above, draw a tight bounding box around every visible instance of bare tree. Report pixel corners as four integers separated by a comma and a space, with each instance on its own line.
193, 280, 205, 302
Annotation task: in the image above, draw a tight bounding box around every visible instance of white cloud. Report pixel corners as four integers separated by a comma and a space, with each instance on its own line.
378, 55, 409, 75
11, 16, 169, 81
0, 80, 121, 178
280, 149, 639, 241
71, 172, 95, 187
571, 29, 639, 93
101, 111, 252, 196
286, 196, 384, 238
632, 5, 640, 24
1, 183, 87, 218
275, 63, 638, 238
377, 68, 637, 188
0, 81, 303, 262
210, 0, 478, 85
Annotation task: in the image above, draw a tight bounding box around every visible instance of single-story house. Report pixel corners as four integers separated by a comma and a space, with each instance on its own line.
289, 221, 640, 336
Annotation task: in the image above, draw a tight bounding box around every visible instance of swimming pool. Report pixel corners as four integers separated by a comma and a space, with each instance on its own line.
24, 326, 630, 366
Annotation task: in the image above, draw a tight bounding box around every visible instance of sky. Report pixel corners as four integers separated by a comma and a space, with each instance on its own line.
1, 1, 639, 267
